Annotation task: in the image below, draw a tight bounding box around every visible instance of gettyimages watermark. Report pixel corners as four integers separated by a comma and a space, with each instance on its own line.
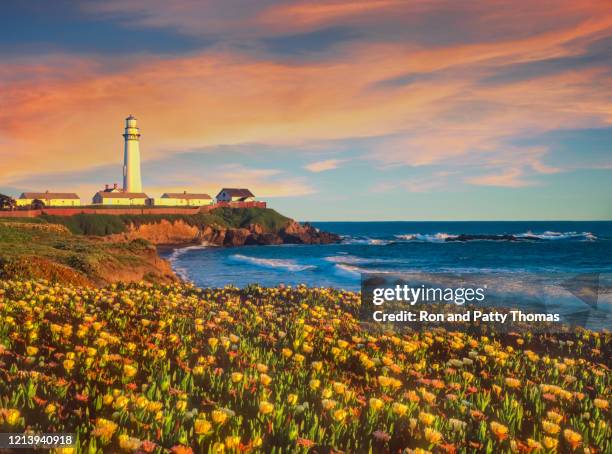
359, 272, 611, 333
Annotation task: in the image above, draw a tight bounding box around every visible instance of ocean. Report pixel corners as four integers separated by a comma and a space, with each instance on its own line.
164, 221, 611, 288
162, 221, 612, 329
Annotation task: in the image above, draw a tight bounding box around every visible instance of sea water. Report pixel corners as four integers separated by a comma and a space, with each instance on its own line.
162, 221, 612, 328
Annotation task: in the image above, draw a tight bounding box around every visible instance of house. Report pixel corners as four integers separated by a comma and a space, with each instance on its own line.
16, 191, 81, 207
92, 190, 149, 206
0, 193, 16, 210
148, 191, 213, 207
216, 188, 255, 203
101, 183, 122, 193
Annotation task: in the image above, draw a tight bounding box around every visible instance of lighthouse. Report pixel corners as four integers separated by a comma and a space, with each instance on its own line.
122, 115, 142, 193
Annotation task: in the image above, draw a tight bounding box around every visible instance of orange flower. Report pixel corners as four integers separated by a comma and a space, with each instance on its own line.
490, 421, 509, 441
563, 429, 582, 450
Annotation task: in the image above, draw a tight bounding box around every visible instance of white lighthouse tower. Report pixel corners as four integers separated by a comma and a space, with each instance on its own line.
122, 115, 142, 193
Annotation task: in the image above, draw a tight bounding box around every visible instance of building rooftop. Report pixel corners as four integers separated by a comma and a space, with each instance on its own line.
217, 188, 255, 198
162, 192, 212, 200
95, 191, 148, 199
20, 192, 79, 200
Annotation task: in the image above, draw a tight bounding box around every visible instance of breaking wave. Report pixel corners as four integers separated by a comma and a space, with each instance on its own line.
229, 254, 316, 272
341, 236, 392, 245
516, 231, 597, 241
393, 231, 597, 242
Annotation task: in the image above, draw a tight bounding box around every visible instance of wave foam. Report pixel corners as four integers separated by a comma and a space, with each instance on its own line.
393, 231, 597, 242
394, 233, 458, 242
341, 236, 391, 245
516, 231, 597, 241
229, 254, 316, 272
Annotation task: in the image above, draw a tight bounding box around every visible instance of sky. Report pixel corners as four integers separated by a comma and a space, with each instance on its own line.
0, 0, 611, 221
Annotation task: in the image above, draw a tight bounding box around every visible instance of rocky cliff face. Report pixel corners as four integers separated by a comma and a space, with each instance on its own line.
107, 219, 341, 247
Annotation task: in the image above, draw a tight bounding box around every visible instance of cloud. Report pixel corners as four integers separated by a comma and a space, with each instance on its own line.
0, 0, 610, 195
304, 159, 343, 172
467, 168, 534, 188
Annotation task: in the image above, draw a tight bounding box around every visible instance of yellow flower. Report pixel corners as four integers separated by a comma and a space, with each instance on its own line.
332, 382, 346, 395
542, 420, 560, 435
309, 379, 321, 390
118, 434, 142, 452
282, 348, 293, 358
26, 346, 38, 356
546, 410, 563, 424
490, 421, 509, 440
45, 403, 57, 415
420, 389, 436, 404
231, 372, 243, 383
392, 402, 408, 416
211, 410, 228, 425
369, 398, 384, 411
113, 395, 129, 410
176, 400, 187, 412
259, 373, 272, 386
63, 359, 75, 372
259, 400, 274, 415
256, 363, 268, 373
4, 409, 21, 426
208, 337, 219, 349
93, 418, 118, 444
194, 418, 212, 435
424, 427, 442, 445
332, 408, 347, 422
123, 364, 137, 379
418, 412, 435, 426
147, 401, 162, 412
211, 442, 225, 453
293, 353, 305, 364
563, 429, 582, 450
225, 435, 240, 449
594, 398, 609, 409
505, 377, 521, 388
287, 394, 298, 405
377, 375, 391, 387
543, 436, 558, 450
311, 361, 323, 372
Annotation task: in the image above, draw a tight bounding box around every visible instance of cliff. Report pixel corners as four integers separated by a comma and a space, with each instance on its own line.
0, 208, 340, 287
106, 218, 340, 247
0, 221, 176, 287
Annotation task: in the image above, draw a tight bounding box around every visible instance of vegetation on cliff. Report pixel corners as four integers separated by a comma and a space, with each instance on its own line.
0, 280, 609, 453
0, 220, 174, 285
39, 208, 291, 236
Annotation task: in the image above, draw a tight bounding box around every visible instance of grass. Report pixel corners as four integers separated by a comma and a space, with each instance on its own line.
0, 222, 156, 284
24, 207, 292, 236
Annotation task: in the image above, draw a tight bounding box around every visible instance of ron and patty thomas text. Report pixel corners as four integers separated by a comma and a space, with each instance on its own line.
369, 284, 560, 323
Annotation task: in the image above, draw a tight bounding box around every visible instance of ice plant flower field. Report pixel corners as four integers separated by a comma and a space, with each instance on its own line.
0, 280, 610, 453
